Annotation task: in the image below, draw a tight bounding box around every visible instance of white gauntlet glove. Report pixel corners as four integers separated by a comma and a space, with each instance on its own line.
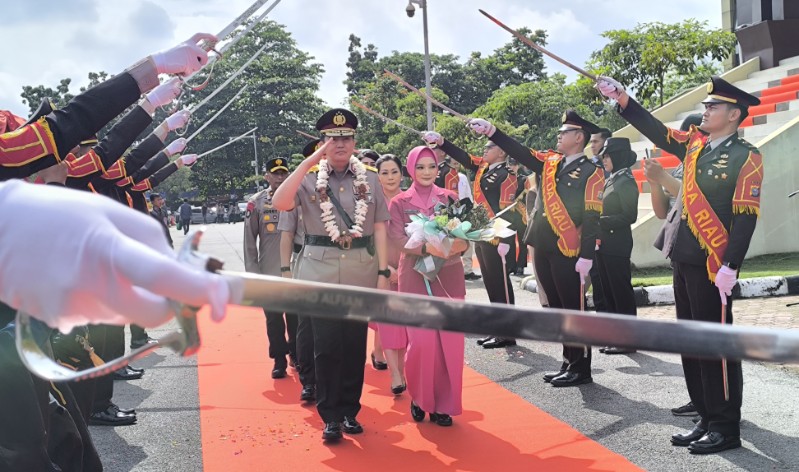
467, 118, 496, 137
165, 138, 188, 157
152, 33, 217, 76
596, 76, 625, 100
423, 131, 443, 147
575, 257, 593, 280
145, 77, 182, 109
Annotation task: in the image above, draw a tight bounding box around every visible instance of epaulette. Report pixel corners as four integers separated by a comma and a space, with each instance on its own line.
364, 164, 378, 173
735, 136, 759, 152
307, 165, 320, 173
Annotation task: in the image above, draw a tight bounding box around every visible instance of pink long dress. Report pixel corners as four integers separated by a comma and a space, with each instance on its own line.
388, 186, 466, 416
376, 192, 408, 349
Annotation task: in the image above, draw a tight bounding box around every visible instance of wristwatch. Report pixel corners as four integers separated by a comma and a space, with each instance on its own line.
377, 268, 391, 278
723, 262, 739, 270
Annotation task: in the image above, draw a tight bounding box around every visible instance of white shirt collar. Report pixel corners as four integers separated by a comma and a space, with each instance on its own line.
708, 133, 735, 151
563, 153, 584, 166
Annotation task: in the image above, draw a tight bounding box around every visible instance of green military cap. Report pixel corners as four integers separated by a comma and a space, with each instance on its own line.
702, 76, 761, 108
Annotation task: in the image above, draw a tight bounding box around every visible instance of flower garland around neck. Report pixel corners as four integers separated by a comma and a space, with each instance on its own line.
316, 155, 370, 245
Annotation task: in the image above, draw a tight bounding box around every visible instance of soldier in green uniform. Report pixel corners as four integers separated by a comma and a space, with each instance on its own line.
598, 75, 763, 454
245, 157, 297, 379
273, 109, 390, 442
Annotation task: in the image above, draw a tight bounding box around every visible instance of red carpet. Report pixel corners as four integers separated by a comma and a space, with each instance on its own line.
197, 306, 641, 471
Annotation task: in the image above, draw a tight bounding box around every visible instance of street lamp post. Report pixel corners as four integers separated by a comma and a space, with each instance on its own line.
406, 0, 433, 130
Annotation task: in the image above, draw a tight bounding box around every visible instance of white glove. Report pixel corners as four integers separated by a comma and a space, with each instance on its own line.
165, 109, 191, 131
151, 33, 217, 76
596, 76, 625, 100
468, 118, 496, 137
423, 131, 443, 147
165, 138, 188, 157
575, 257, 593, 280
0, 180, 241, 333
176, 153, 198, 168
715, 265, 738, 300
145, 77, 182, 108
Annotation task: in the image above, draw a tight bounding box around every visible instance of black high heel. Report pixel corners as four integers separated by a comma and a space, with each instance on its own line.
391, 384, 406, 395
410, 402, 425, 422
371, 353, 388, 370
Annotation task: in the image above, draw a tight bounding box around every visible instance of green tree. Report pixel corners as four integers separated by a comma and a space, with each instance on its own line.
184, 20, 325, 199
589, 19, 736, 108
20, 78, 75, 113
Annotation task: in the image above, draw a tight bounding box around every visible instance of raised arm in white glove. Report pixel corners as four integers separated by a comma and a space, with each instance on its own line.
176, 153, 198, 168
467, 118, 496, 137
596, 76, 625, 101
0, 180, 242, 333
144, 77, 182, 110
165, 138, 188, 157
423, 131, 443, 147
152, 33, 218, 76
155, 109, 192, 140
575, 257, 593, 280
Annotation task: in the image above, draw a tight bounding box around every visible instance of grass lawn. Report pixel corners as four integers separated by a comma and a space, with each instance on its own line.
630, 252, 799, 287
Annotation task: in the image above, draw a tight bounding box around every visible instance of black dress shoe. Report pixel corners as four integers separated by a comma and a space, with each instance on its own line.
127, 365, 145, 374
114, 366, 143, 381
671, 425, 708, 447
342, 416, 363, 434
598, 346, 608, 353
371, 353, 388, 370
603, 347, 637, 355
464, 272, 482, 281
550, 371, 593, 387
89, 406, 136, 426
476, 336, 494, 345
430, 413, 452, 427
543, 370, 566, 383
671, 402, 698, 417
300, 385, 316, 403
130, 336, 157, 350
322, 422, 342, 442
111, 403, 137, 416
688, 431, 741, 454
272, 366, 287, 379
482, 338, 516, 349
391, 384, 406, 395
410, 402, 425, 422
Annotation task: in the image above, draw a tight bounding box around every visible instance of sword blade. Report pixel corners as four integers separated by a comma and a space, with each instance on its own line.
350, 98, 424, 136
189, 42, 271, 114
478, 9, 597, 81
226, 271, 799, 364
383, 70, 470, 122
197, 126, 258, 159
187, 84, 249, 143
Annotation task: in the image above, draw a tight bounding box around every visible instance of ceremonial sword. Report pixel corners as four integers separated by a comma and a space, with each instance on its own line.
478, 9, 597, 81
196, 127, 259, 160
15, 230, 799, 382
186, 84, 250, 143
383, 70, 471, 122
350, 98, 425, 137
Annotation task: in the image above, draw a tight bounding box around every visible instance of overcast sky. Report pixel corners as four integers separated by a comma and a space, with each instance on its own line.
0, 0, 721, 115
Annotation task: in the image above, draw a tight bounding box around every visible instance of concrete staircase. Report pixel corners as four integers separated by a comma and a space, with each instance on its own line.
623, 55, 799, 267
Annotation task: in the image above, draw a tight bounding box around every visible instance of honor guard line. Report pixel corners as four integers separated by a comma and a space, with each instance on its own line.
17, 231, 799, 383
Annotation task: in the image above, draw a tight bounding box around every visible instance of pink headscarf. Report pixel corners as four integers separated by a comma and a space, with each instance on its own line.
405, 145, 443, 210
405, 145, 439, 176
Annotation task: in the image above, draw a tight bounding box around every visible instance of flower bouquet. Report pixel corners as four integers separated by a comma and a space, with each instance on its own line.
405, 197, 516, 282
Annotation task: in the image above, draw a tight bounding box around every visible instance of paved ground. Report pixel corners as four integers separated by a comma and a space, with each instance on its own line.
94, 222, 799, 471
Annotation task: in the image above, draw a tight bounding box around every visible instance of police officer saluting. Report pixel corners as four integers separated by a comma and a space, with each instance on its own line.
244, 156, 297, 379
273, 109, 390, 442
598, 75, 763, 454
